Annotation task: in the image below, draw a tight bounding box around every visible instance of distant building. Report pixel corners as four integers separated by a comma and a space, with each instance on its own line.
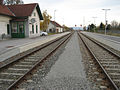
47, 21, 63, 33
0, 2, 43, 38
72, 27, 83, 30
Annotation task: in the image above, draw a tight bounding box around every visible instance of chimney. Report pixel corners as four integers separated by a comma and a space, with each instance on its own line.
0, 0, 3, 5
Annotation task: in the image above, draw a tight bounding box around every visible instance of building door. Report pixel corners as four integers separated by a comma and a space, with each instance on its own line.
7, 24, 10, 35
18, 23, 25, 38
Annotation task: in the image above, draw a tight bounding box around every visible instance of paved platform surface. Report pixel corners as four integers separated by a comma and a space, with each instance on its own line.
0, 32, 70, 62
37, 32, 91, 89
82, 32, 120, 51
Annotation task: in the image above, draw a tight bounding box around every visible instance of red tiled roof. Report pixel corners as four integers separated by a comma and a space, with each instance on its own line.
0, 3, 43, 20
7, 3, 37, 17
51, 21, 62, 28
0, 5, 14, 16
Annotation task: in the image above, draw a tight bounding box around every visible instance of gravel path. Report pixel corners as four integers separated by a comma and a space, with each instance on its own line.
40, 32, 90, 90
18, 32, 91, 90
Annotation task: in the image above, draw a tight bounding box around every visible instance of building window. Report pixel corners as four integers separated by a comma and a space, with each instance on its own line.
34, 13, 36, 16
32, 25, 34, 33
36, 25, 38, 33
7, 24, 10, 34
19, 22, 24, 33
12, 22, 17, 33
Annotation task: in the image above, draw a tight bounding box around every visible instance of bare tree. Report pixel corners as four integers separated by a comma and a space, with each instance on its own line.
4, 0, 24, 5
111, 20, 120, 30
111, 20, 119, 29
0, 0, 4, 5
15, 0, 23, 4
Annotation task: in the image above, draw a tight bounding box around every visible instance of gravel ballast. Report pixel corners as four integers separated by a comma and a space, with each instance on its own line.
18, 32, 92, 90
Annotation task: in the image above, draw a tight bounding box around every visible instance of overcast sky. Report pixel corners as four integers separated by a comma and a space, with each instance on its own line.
24, 0, 120, 27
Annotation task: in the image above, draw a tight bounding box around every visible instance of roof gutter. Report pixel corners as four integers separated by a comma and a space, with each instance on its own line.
0, 13, 15, 17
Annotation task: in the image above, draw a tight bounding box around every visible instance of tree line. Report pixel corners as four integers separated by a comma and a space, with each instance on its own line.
4, 0, 24, 5
111, 20, 120, 30
87, 20, 120, 32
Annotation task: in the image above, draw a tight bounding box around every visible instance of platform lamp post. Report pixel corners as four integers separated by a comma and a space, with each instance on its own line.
102, 9, 111, 35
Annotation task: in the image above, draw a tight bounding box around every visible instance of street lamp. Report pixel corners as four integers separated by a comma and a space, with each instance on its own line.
102, 9, 111, 35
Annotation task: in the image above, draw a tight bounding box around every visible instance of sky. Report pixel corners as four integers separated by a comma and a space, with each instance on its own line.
24, 0, 120, 27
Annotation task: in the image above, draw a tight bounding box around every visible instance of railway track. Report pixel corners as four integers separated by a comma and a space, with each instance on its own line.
0, 32, 72, 90
78, 32, 120, 90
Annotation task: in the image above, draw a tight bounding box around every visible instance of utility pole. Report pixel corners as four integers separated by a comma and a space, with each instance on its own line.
54, 10, 56, 21
54, 10, 56, 32
102, 9, 111, 35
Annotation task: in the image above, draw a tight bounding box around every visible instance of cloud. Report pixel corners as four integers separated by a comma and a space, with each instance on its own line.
24, 0, 120, 26
102, 0, 120, 7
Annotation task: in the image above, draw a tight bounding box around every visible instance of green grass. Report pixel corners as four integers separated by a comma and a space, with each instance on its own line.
87, 30, 120, 37
107, 32, 120, 37
48, 32, 65, 35
48, 33, 57, 35
96, 32, 120, 37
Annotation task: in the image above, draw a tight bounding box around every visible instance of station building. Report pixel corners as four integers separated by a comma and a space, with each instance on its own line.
47, 21, 63, 33
0, 1, 43, 38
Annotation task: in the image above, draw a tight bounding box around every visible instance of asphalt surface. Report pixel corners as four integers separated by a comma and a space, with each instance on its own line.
88, 32, 120, 43
0, 32, 69, 56
97, 33, 120, 42
0, 36, 52, 54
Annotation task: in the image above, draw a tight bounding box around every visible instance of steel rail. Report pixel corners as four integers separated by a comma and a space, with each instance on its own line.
81, 33, 120, 59
78, 32, 119, 90
7, 33, 72, 90
0, 33, 70, 70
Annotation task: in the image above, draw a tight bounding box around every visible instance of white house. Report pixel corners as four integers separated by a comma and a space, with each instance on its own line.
0, 2, 43, 38
47, 21, 63, 33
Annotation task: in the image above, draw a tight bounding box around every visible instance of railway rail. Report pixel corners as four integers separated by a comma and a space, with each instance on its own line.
0, 32, 72, 90
78, 32, 120, 90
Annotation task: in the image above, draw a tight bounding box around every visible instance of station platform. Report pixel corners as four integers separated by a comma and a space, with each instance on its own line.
0, 32, 70, 62
82, 32, 120, 51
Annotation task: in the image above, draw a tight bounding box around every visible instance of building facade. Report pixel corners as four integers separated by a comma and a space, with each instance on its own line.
0, 15, 11, 36
0, 3, 43, 38
47, 21, 63, 33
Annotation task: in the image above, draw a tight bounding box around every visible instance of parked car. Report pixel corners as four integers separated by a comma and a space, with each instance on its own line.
40, 31, 48, 36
